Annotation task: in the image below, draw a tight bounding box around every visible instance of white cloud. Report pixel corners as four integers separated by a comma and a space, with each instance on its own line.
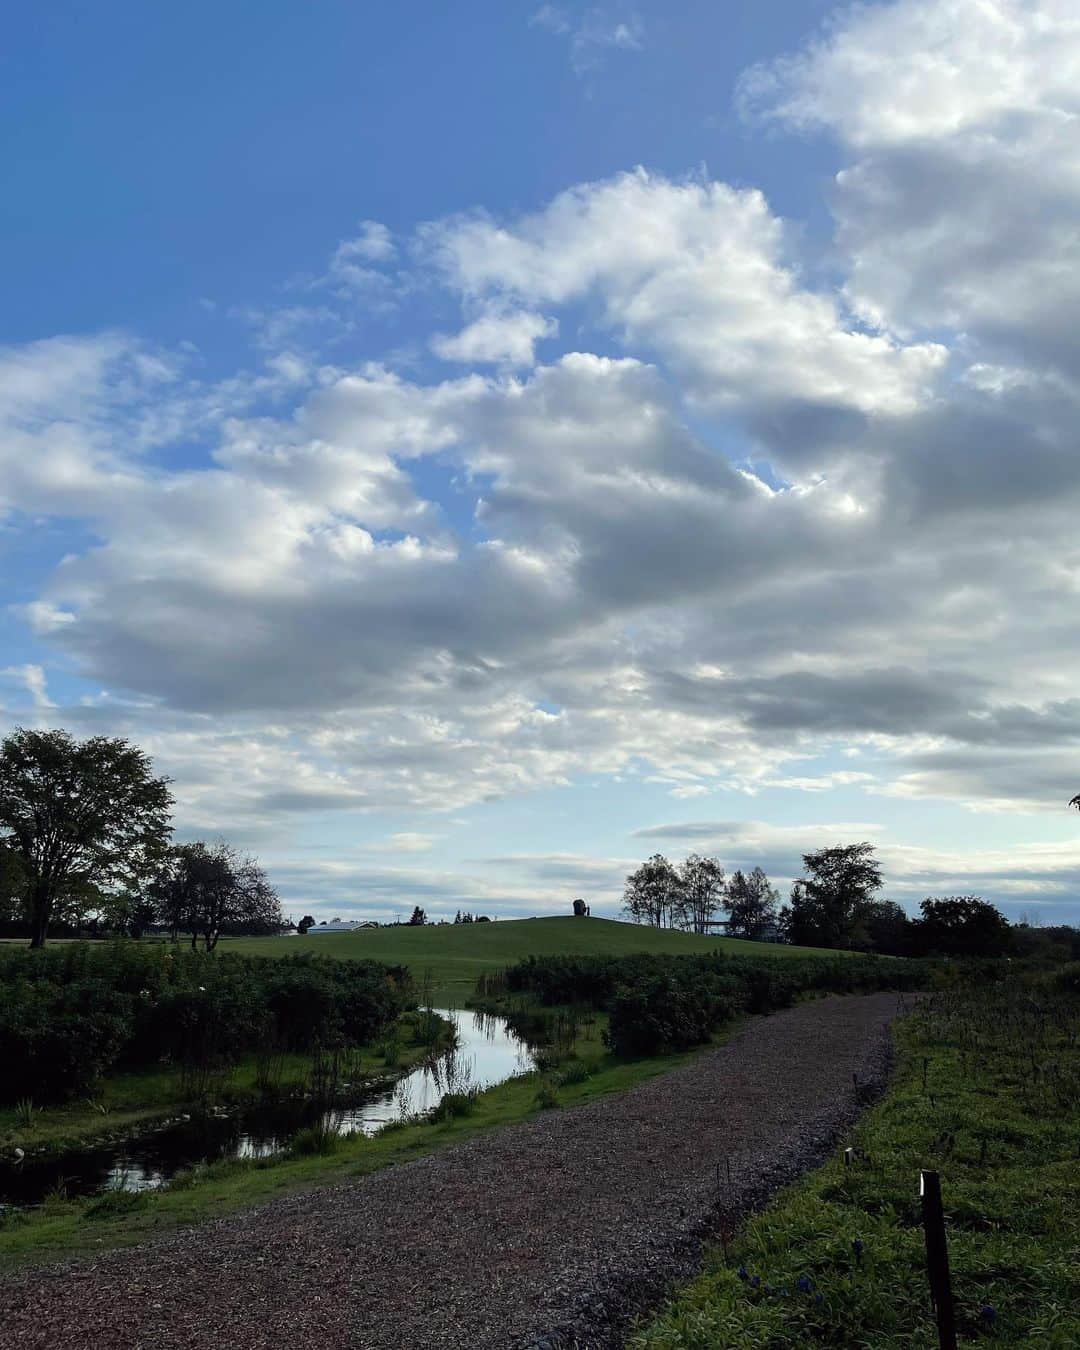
4, 3, 1080, 927
1, 664, 54, 711
741, 0, 1080, 382
421, 170, 946, 436
431, 310, 557, 367
531, 5, 644, 74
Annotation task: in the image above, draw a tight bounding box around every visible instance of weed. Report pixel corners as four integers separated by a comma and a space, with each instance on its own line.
556, 1058, 591, 1087
535, 1079, 560, 1110
431, 1089, 479, 1124
82, 1189, 152, 1221
288, 1122, 341, 1157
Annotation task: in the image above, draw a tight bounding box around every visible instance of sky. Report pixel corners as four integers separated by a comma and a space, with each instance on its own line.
3, 0, 1080, 925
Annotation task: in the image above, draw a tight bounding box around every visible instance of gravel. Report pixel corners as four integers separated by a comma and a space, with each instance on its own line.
0, 992, 905, 1349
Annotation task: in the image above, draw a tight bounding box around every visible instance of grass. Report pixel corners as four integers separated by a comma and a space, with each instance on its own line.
224, 916, 848, 1005
0, 1012, 445, 1155
0, 1012, 734, 1269
628, 976, 1080, 1349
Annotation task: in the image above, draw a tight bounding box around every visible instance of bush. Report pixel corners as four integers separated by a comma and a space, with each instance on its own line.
430, 1089, 478, 1123
556, 1058, 591, 1086
287, 1123, 341, 1157
0, 943, 414, 1105
535, 1080, 560, 1109
499, 950, 935, 1059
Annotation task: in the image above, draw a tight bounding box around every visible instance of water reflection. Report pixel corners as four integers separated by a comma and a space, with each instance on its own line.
0, 1009, 536, 1208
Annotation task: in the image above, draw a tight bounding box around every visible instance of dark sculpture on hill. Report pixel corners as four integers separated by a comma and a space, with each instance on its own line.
572, 897, 591, 917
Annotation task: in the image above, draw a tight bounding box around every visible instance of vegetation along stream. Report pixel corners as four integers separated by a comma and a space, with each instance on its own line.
0, 1009, 536, 1209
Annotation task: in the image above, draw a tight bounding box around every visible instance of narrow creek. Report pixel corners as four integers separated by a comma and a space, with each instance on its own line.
0, 1009, 537, 1209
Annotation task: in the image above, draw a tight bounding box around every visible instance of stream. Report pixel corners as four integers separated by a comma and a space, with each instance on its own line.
0, 1008, 536, 1209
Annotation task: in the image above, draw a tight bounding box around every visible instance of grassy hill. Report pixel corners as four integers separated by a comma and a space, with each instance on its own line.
225, 916, 846, 1005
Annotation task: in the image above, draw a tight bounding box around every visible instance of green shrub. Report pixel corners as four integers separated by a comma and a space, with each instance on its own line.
556, 1058, 591, 1086
430, 1089, 478, 1123
0, 944, 414, 1105
288, 1123, 341, 1157
499, 950, 935, 1059
535, 1079, 560, 1109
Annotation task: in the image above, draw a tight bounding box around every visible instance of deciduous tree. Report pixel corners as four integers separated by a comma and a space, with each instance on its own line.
913, 896, 1011, 957
153, 840, 281, 951
724, 866, 779, 940
679, 854, 725, 933
0, 728, 173, 948
787, 842, 883, 949
623, 854, 683, 928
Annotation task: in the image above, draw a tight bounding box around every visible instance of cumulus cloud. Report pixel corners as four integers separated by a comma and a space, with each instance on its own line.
431, 310, 557, 367
420, 170, 946, 439
741, 0, 1080, 381
4, 0, 1080, 918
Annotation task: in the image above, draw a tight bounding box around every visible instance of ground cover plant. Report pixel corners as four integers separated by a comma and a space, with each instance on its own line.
629, 966, 1080, 1348
0, 942, 413, 1104
487, 950, 932, 1055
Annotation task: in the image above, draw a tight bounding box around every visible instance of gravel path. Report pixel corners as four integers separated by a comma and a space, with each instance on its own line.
0, 993, 904, 1349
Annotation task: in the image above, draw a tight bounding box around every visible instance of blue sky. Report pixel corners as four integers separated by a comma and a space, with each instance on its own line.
4, 0, 1080, 924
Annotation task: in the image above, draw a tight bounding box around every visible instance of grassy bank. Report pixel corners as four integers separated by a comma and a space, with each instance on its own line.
225, 916, 849, 1005
0, 1013, 730, 1269
0, 1010, 445, 1157
629, 974, 1080, 1348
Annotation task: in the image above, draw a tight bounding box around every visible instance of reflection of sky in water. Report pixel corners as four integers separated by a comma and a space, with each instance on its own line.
2, 1010, 535, 1206
334, 1009, 535, 1134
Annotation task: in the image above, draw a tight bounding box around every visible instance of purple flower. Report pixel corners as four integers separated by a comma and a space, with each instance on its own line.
796, 1275, 814, 1294
750, 1275, 761, 1289
979, 1305, 997, 1324
736, 1266, 748, 1282
852, 1238, 864, 1258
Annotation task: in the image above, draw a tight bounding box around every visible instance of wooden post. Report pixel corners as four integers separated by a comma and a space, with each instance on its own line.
844, 1147, 855, 1167
920, 1170, 957, 1350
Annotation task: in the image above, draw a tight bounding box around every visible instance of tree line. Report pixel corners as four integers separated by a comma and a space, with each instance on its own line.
623, 841, 1069, 959
0, 727, 284, 948
623, 853, 780, 938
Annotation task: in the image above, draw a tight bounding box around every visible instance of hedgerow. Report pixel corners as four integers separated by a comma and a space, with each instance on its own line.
0, 943, 413, 1103
501, 952, 934, 1056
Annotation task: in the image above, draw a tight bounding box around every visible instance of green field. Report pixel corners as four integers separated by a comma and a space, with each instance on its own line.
225, 916, 845, 1003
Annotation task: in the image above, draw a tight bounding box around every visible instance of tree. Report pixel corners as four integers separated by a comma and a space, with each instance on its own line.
152, 841, 281, 951
623, 854, 683, 928
408, 905, 427, 926
679, 854, 725, 933
913, 896, 1011, 957
861, 899, 913, 955
0, 728, 173, 948
297, 914, 316, 935
724, 866, 779, 940
787, 842, 883, 949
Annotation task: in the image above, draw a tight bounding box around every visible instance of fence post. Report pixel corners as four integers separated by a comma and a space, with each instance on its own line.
920, 1170, 957, 1350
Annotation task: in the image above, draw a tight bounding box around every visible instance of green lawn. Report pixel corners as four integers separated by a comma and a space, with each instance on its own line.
225, 916, 846, 1004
